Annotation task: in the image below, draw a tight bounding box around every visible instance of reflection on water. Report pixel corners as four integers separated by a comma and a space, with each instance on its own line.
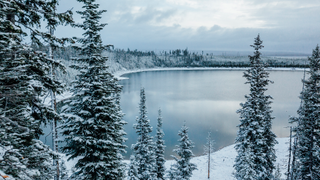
119, 69, 304, 159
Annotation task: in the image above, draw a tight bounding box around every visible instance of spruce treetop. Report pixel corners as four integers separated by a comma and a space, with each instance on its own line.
155, 108, 166, 180
234, 34, 277, 180
129, 88, 156, 180
308, 44, 320, 73
170, 123, 197, 180
250, 34, 264, 60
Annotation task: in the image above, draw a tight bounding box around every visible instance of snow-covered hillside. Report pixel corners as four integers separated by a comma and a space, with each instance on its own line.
0, 137, 290, 180
62, 138, 290, 180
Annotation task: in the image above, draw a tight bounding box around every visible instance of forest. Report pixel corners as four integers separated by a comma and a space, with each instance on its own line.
0, 0, 319, 180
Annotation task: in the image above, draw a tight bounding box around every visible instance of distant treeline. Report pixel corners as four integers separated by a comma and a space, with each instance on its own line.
44, 45, 308, 69
109, 48, 308, 69
35, 46, 308, 86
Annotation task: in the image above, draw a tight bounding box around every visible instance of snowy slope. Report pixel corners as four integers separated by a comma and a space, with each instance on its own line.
122, 138, 289, 179
1, 136, 289, 180
182, 138, 289, 180
64, 138, 290, 179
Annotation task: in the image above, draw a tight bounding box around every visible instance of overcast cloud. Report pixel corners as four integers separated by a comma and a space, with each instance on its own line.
56, 0, 320, 54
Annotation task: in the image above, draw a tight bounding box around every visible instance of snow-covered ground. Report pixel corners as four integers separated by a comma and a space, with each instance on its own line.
184, 138, 289, 180
60, 138, 290, 180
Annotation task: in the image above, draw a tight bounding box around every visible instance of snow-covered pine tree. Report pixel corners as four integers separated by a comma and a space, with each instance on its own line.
0, 0, 71, 179
289, 45, 320, 180
155, 108, 166, 180
60, 0, 126, 179
129, 88, 156, 179
169, 124, 197, 180
128, 155, 139, 180
289, 137, 298, 180
234, 34, 277, 180
168, 166, 178, 180
204, 131, 215, 179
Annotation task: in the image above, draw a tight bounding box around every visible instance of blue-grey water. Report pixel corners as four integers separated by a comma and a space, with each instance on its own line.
119, 69, 304, 159
40, 69, 305, 159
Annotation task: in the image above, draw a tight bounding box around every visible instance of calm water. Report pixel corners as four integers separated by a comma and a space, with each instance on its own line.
119, 69, 305, 159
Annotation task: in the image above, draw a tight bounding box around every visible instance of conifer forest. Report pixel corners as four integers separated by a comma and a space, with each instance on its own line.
0, 0, 319, 180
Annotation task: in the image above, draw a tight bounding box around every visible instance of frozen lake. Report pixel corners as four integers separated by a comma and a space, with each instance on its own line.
119, 69, 305, 159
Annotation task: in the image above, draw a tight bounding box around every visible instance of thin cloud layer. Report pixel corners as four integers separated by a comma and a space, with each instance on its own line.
56, 0, 320, 54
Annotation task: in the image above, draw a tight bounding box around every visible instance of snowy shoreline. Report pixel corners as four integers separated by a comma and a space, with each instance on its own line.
0, 137, 291, 180
114, 67, 307, 80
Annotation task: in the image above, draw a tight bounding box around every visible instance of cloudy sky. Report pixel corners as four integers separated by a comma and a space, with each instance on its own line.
56, 0, 320, 54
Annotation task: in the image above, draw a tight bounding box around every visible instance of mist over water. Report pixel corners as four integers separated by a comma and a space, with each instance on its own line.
119, 69, 304, 159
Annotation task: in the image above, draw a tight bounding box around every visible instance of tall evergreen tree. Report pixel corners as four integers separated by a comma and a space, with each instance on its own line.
289, 45, 320, 180
128, 88, 156, 180
0, 0, 71, 179
234, 34, 277, 180
60, 0, 126, 179
155, 109, 166, 180
169, 124, 197, 180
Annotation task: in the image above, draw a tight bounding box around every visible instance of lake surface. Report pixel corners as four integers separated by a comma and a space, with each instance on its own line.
119, 69, 305, 159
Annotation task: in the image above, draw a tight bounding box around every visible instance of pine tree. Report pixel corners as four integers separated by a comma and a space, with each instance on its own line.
289, 45, 320, 180
129, 88, 156, 180
155, 109, 166, 180
60, 0, 126, 179
169, 124, 197, 180
0, 117, 56, 180
234, 34, 277, 180
289, 137, 298, 180
0, 0, 71, 179
128, 155, 139, 180
168, 166, 178, 180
